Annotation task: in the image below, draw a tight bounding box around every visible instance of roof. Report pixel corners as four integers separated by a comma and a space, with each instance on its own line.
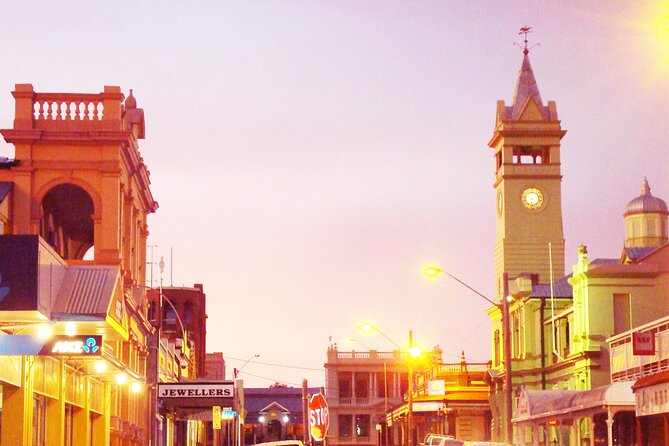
513, 381, 635, 422
52, 265, 119, 316
509, 53, 548, 120
531, 276, 573, 298
624, 247, 657, 262
625, 178, 668, 216
244, 387, 320, 415
0, 182, 12, 203
0, 158, 18, 169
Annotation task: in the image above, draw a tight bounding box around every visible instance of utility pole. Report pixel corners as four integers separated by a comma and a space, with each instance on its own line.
302, 379, 309, 446
408, 330, 414, 446
502, 273, 513, 444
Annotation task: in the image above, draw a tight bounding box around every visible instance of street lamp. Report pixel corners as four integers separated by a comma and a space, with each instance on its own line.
359, 324, 422, 446
234, 354, 260, 378
423, 266, 513, 444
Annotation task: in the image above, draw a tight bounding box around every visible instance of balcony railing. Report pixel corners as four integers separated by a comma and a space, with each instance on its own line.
609, 316, 669, 381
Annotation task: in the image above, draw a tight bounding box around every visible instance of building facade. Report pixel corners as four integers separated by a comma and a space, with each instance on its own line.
0, 84, 158, 445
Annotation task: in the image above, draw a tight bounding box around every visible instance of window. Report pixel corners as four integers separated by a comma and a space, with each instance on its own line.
338, 373, 352, 398
338, 414, 352, 437
614, 294, 631, 335
376, 371, 387, 398
493, 330, 500, 366
354, 373, 368, 398
355, 415, 370, 437
32, 394, 47, 446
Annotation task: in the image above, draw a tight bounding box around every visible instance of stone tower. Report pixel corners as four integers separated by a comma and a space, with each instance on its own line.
488, 51, 567, 295
0, 84, 158, 287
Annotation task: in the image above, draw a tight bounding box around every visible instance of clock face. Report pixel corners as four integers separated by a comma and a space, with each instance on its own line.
521, 187, 544, 210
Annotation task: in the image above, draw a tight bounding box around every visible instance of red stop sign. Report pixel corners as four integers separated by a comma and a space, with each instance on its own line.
308, 393, 329, 442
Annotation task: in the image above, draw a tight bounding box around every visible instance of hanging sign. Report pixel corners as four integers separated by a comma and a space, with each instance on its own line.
213, 406, 222, 429
633, 332, 656, 355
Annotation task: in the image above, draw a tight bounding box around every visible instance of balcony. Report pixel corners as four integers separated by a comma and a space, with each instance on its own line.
609, 316, 669, 382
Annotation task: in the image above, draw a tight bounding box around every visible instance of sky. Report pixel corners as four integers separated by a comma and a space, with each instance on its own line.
0, 1, 668, 388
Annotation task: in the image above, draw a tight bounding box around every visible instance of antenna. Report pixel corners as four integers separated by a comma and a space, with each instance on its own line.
514, 26, 540, 55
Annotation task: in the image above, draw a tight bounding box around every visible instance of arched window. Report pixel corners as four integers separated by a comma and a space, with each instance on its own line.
41, 184, 94, 260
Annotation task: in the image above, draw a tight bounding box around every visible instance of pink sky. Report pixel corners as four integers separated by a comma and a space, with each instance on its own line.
0, 1, 667, 388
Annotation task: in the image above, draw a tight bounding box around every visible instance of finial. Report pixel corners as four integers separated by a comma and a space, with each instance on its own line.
125, 88, 137, 109
642, 177, 651, 195
515, 26, 539, 55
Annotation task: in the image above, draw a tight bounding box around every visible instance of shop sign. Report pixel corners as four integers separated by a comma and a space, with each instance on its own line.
412, 401, 443, 412
222, 408, 236, 420
427, 380, 445, 396
633, 332, 656, 355
213, 406, 222, 429
158, 382, 234, 398
0, 335, 102, 356
636, 381, 669, 416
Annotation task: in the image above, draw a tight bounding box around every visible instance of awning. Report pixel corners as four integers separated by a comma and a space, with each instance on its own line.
632, 369, 669, 390
513, 381, 635, 423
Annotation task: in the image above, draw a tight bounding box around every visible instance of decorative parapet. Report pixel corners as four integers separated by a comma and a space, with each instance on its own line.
12, 84, 126, 132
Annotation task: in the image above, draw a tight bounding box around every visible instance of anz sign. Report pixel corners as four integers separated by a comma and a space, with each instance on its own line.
46, 336, 103, 357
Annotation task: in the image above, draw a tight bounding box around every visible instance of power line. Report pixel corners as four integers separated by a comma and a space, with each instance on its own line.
237, 370, 303, 388
224, 356, 325, 371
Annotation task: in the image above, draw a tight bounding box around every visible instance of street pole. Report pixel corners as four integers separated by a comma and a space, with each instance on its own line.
407, 330, 414, 446
384, 362, 389, 446
502, 273, 513, 444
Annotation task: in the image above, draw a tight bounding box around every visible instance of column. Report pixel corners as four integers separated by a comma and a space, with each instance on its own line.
606, 409, 614, 446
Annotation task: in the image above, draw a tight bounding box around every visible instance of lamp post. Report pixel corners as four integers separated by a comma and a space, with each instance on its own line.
360, 324, 422, 446
423, 267, 513, 444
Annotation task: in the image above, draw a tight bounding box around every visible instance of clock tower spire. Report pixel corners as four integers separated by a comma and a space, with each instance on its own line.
488, 41, 567, 296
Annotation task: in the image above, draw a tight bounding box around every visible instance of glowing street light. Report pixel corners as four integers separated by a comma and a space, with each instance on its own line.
423, 265, 513, 444
359, 323, 422, 446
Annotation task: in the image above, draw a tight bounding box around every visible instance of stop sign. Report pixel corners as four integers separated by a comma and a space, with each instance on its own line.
308, 393, 329, 442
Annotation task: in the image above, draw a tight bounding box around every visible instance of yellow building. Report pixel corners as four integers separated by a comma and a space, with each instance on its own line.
486, 48, 669, 446
0, 84, 158, 445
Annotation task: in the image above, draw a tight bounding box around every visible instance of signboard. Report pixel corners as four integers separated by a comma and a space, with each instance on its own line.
213, 406, 222, 429
412, 401, 444, 412
633, 331, 656, 355
158, 382, 234, 398
427, 380, 445, 396
308, 393, 329, 442
0, 335, 102, 356
635, 381, 669, 416
222, 408, 236, 420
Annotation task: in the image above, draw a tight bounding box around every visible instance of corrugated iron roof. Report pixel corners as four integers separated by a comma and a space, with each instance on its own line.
54, 265, 119, 316
531, 276, 573, 298
624, 247, 657, 262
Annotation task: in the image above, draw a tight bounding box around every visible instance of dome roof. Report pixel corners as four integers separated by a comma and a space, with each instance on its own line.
624, 178, 668, 216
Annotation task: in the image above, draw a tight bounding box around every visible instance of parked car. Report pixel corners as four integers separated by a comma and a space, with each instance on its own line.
464, 442, 510, 446
255, 441, 304, 446
420, 434, 463, 446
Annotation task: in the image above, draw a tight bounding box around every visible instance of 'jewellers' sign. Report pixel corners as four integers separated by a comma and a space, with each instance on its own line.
158, 382, 234, 398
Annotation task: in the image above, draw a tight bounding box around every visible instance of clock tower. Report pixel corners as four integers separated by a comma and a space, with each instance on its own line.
488, 49, 567, 294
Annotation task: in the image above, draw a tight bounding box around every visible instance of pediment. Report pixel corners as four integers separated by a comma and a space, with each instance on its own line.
259, 401, 290, 413
516, 97, 546, 121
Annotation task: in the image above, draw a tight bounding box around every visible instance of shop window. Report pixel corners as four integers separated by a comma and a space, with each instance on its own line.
339, 414, 352, 437
32, 394, 47, 446
355, 415, 370, 437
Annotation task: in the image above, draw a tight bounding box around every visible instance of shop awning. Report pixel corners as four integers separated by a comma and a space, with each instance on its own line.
513, 381, 635, 423
632, 369, 669, 390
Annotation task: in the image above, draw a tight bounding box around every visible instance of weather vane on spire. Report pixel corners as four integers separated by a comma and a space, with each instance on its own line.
515, 26, 539, 55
